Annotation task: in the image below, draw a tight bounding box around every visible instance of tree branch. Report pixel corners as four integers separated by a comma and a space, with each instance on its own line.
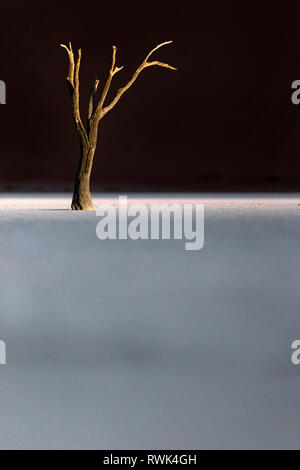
61, 43, 88, 146
60, 42, 75, 87
144, 40, 174, 61
93, 46, 124, 121
61, 40, 176, 141
88, 76, 99, 122
101, 41, 177, 118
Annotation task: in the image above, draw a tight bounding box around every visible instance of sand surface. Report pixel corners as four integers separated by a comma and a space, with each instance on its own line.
0, 193, 299, 449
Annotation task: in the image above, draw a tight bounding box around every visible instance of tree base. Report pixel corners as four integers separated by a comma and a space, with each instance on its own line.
71, 200, 96, 210
72, 170, 95, 210
71, 191, 96, 210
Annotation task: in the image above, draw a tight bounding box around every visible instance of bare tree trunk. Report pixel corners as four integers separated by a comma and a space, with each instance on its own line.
71, 147, 95, 210
71, 123, 98, 210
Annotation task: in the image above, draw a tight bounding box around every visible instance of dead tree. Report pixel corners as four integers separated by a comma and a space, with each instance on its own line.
61, 41, 177, 210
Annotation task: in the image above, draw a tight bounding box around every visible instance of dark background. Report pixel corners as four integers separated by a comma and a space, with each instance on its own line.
0, 0, 300, 192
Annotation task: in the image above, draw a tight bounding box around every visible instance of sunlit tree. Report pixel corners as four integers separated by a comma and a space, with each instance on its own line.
61, 41, 177, 210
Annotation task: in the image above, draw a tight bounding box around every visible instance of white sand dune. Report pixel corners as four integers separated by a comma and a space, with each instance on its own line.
0, 193, 299, 449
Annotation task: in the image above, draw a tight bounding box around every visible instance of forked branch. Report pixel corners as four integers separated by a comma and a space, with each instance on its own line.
92, 41, 176, 123
94, 46, 124, 117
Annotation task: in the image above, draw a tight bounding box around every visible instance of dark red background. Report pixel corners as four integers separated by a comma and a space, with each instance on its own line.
1, 1, 300, 192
